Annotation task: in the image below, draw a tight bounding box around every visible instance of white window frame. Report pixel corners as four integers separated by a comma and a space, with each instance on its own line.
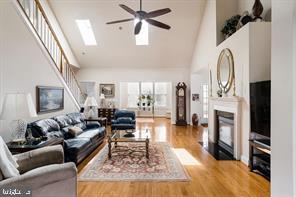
202, 84, 209, 119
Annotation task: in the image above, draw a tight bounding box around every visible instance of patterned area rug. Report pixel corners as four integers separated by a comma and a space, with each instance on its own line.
79, 142, 190, 182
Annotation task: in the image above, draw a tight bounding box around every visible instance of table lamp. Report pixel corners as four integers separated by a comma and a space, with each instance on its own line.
84, 96, 98, 119
99, 93, 105, 108
0, 93, 37, 142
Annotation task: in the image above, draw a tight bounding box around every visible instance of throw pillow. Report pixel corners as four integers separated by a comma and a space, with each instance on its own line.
68, 126, 83, 137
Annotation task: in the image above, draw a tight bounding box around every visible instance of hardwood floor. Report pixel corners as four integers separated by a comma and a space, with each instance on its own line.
78, 118, 270, 197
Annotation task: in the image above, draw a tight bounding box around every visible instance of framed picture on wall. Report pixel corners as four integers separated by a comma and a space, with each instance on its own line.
99, 84, 115, 98
192, 94, 200, 101
36, 86, 64, 114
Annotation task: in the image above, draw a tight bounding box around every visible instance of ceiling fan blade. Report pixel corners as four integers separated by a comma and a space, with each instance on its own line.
119, 4, 137, 16
146, 19, 171, 30
106, 18, 134, 25
134, 21, 142, 35
145, 8, 171, 19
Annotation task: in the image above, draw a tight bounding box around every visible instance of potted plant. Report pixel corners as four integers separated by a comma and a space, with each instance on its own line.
146, 94, 153, 107
221, 15, 241, 39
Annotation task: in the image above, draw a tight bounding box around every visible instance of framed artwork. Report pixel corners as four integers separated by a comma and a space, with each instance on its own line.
99, 84, 115, 98
36, 86, 64, 114
192, 94, 200, 101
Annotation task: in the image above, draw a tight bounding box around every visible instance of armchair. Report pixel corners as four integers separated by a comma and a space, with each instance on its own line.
111, 110, 136, 131
0, 145, 77, 197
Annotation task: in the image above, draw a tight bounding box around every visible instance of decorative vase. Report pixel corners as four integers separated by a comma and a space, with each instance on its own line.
192, 114, 199, 127
252, 0, 263, 21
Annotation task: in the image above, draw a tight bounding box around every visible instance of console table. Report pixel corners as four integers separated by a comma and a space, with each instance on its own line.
98, 108, 117, 125
7, 138, 64, 154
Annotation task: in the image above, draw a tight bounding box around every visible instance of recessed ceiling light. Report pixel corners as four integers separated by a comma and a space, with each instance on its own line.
76, 19, 97, 46
134, 19, 149, 46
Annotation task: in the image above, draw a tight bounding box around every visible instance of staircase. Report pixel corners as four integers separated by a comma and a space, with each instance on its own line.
14, 0, 85, 108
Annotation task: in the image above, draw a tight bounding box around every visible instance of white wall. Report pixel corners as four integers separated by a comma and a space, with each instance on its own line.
76, 67, 191, 124
39, 0, 80, 68
271, 0, 296, 196
191, 0, 216, 73
216, 0, 238, 45
0, 1, 77, 142
190, 69, 208, 124
208, 22, 271, 164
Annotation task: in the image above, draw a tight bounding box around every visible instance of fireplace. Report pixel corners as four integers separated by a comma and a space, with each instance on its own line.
216, 111, 234, 156
208, 97, 242, 160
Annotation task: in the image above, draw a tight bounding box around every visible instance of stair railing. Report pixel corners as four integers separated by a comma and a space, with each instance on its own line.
16, 0, 85, 105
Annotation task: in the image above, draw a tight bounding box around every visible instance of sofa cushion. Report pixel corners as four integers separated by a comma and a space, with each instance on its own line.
117, 117, 133, 124
77, 127, 105, 142
31, 119, 60, 136
68, 126, 83, 137
77, 129, 99, 139
64, 138, 91, 156
67, 112, 85, 124
74, 122, 87, 130
47, 131, 64, 138
53, 115, 72, 128
86, 122, 100, 129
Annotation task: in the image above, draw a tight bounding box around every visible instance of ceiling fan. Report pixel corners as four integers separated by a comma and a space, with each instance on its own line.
106, 0, 172, 35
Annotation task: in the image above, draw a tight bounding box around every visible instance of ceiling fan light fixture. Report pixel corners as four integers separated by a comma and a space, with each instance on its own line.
134, 19, 149, 45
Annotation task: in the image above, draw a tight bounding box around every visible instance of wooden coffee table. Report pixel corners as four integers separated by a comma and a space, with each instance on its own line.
108, 129, 151, 159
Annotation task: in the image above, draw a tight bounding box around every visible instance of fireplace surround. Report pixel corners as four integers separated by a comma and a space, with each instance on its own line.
208, 97, 242, 160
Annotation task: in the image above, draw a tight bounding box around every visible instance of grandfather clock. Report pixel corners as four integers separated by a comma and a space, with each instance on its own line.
176, 82, 187, 126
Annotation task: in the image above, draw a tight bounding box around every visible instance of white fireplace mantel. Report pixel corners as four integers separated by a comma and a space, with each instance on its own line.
208, 96, 242, 160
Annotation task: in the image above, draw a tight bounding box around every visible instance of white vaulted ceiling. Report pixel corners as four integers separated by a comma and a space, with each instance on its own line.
48, 0, 206, 68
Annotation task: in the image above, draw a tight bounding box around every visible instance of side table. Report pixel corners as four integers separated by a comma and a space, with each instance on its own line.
7, 138, 64, 155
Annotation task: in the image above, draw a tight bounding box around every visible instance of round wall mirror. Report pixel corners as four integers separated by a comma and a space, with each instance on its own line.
217, 48, 234, 93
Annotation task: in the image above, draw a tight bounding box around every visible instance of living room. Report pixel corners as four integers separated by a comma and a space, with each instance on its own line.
0, 0, 295, 196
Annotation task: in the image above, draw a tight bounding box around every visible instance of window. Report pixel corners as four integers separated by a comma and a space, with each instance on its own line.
202, 84, 209, 119
154, 83, 167, 107
127, 82, 140, 108
127, 82, 169, 108
141, 82, 153, 95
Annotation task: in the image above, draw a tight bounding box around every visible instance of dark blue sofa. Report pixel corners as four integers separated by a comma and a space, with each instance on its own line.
27, 112, 106, 164
111, 110, 136, 131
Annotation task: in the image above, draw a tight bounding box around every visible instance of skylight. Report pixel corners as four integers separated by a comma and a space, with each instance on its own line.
76, 19, 97, 46
134, 19, 149, 45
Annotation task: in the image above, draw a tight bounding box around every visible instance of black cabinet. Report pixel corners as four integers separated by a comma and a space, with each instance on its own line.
249, 138, 270, 180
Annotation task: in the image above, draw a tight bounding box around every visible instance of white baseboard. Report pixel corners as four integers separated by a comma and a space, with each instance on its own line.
240, 155, 249, 166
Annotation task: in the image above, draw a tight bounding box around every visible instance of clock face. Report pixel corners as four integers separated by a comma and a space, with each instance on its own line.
178, 89, 184, 96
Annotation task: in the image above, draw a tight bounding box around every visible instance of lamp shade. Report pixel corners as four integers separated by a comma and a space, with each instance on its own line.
0, 93, 37, 120
84, 96, 98, 107
100, 94, 105, 99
